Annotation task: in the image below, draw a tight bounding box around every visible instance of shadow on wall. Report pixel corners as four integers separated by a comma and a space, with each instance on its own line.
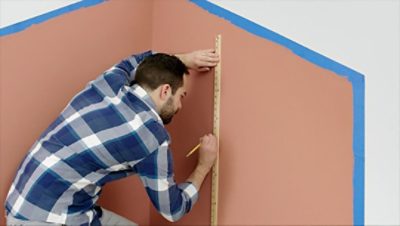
1, 0, 361, 225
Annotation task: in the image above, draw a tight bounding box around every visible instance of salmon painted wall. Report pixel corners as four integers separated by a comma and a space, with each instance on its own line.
1, 0, 363, 225
0, 1, 154, 225
151, 0, 356, 225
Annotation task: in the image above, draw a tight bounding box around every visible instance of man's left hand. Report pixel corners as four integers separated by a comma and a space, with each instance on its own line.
176, 49, 220, 72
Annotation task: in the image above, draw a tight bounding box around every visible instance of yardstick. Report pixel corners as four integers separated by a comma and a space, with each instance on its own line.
211, 34, 221, 226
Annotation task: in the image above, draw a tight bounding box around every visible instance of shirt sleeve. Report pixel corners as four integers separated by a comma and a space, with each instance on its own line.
134, 141, 199, 222
90, 50, 154, 97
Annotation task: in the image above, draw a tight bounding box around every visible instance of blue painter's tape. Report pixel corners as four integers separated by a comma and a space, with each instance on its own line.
0, 0, 106, 36
351, 74, 365, 226
190, 0, 365, 225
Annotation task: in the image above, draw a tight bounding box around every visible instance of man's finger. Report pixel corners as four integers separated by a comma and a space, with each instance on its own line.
199, 61, 218, 67
202, 49, 215, 54
207, 52, 219, 57
202, 56, 219, 62
202, 136, 209, 144
198, 67, 210, 72
199, 54, 219, 63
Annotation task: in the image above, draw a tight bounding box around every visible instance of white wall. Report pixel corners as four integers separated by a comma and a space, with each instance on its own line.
0, 0, 79, 28
209, 0, 400, 225
1, 0, 399, 225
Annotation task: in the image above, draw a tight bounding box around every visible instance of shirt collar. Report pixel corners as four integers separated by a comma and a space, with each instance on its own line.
126, 84, 163, 123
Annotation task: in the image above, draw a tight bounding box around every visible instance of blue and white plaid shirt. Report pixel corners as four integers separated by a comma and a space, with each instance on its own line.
5, 51, 198, 226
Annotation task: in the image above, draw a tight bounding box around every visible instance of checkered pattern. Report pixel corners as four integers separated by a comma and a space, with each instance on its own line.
5, 51, 198, 226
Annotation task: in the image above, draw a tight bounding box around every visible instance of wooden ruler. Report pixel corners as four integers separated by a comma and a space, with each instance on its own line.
211, 34, 221, 226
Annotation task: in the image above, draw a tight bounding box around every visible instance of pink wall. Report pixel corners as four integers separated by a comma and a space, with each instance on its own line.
151, 0, 353, 225
1, 0, 354, 225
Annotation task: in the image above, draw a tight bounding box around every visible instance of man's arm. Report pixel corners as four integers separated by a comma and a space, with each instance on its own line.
186, 134, 218, 191
90, 49, 219, 97
132, 122, 218, 222
89, 51, 154, 97
134, 141, 199, 222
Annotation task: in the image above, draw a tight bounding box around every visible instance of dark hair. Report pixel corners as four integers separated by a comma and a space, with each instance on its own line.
133, 53, 189, 94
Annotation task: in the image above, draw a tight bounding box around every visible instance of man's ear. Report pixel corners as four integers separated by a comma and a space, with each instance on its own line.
159, 84, 172, 101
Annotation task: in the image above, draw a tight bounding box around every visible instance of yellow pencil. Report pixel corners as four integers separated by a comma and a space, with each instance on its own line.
186, 143, 201, 157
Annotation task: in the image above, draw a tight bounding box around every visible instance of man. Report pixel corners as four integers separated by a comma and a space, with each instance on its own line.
5, 49, 220, 226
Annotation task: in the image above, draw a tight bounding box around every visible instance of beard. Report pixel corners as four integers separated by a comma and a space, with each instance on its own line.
160, 97, 177, 125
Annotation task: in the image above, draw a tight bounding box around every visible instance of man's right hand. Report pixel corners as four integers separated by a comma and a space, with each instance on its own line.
198, 134, 218, 171
186, 134, 218, 190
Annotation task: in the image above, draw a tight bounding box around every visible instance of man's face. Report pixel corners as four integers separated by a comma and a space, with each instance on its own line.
159, 79, 187, 125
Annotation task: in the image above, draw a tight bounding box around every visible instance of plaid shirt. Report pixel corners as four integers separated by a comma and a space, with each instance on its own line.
5, 51, 199, 226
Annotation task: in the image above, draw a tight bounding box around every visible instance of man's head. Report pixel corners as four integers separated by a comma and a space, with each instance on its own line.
134, 53, 189, 124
